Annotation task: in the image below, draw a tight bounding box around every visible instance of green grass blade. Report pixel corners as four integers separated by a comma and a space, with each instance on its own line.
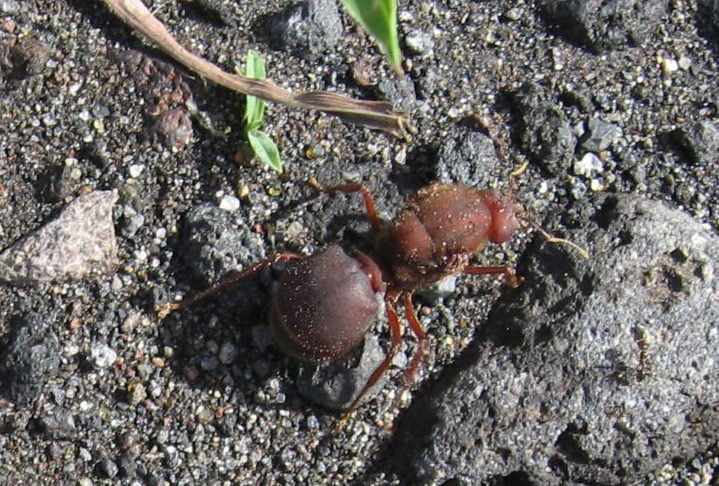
244, 50, 266, 125
340, 0, 402, 74
247, 129, 283, 173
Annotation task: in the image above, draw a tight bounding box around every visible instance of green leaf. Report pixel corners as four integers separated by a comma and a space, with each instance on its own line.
340, 0, 402, 74
247, 129, 283, 173
244, 49, 266, 126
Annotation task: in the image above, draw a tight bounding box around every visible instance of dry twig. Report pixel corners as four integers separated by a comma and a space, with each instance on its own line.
99, 0, 407, 136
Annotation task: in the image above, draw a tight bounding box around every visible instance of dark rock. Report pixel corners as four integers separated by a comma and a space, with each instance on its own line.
0, 313, 61, 407
560, 89, 594, 113
670, 120, 719, 166
580, 117, 622, 152
119, 452, 138, 478
39, 407, 76, 440
180, 204, 266, 285
296, 334, 387, 410
435, 131, 502, 188
539, 0, 669, 53
98, 458, 119, 479
183, 0, 237, 27
393, 194, 719, 484
710, 0, 719, 30
270, 0, 343, 61
512, 83, 576, 175
0, 37, 51, 79
38, 160, 92, 203
376, 76, 416, 112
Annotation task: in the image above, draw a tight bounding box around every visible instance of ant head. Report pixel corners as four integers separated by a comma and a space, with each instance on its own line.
483, 160, 531, 244
486, 192, 523, 244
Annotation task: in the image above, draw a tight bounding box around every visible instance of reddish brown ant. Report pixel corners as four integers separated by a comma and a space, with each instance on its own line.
158, 179, 586, 424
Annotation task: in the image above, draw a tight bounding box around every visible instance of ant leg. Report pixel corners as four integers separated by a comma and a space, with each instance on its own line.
334, 292, 403, 433
400, 293, 426, 391
464, 264, 522, 288
308, 178, 381, 236
156, 253, 300, 318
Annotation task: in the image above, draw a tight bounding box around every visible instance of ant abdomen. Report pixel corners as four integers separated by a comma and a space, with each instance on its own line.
270, 244, 383, 363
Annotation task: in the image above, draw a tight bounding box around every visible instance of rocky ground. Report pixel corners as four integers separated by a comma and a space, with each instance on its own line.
1, 0, 718, 484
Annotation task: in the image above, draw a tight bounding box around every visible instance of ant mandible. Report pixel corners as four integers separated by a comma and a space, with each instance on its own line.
158, 179, 586, 422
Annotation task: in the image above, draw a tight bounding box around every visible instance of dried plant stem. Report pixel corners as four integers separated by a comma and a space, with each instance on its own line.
99, 0, 406, 136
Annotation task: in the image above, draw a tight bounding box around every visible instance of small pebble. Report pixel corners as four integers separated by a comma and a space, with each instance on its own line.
218, 342, 239, 364
89, 343, 117, 369
306, 415, 320, 429
128, 382, 147, 405
505, 7, 522, 20
99, 459, 119, 479
219, 195, 241, 212
128, 164, 145, 178
574, 153, 604, 178
200, 355, 220, 371
661, 57, 679, 76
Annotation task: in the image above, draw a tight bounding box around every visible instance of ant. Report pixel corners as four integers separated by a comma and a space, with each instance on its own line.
158, 179, 587, 425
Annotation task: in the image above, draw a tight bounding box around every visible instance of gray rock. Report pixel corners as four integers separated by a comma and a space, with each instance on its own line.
0, 190, 119, 285
513, 83, 577, 175
670, 120, 719, 166
376, 76, 417, 112
539, 0, 669, 53
270, 0, 343, 61
39, 407, 77, 440
120, 206, 145, 238
580, 117, 622, 152
180, 203, 266, 285
393, 194, 719, 485
0, 313, 61, 407
98, 458, 119, 479
89, 343, 117, 369
296, 334, 387, 410
436, 131, 502, 188
404, 30, 435, 56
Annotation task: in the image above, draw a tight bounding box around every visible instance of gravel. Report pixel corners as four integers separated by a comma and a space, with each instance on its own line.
0, 0, 717, 484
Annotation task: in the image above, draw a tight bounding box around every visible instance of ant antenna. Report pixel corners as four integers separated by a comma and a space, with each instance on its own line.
520, 218, 590, 260
510, 160, 530, 180
504, 161, 589, 260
